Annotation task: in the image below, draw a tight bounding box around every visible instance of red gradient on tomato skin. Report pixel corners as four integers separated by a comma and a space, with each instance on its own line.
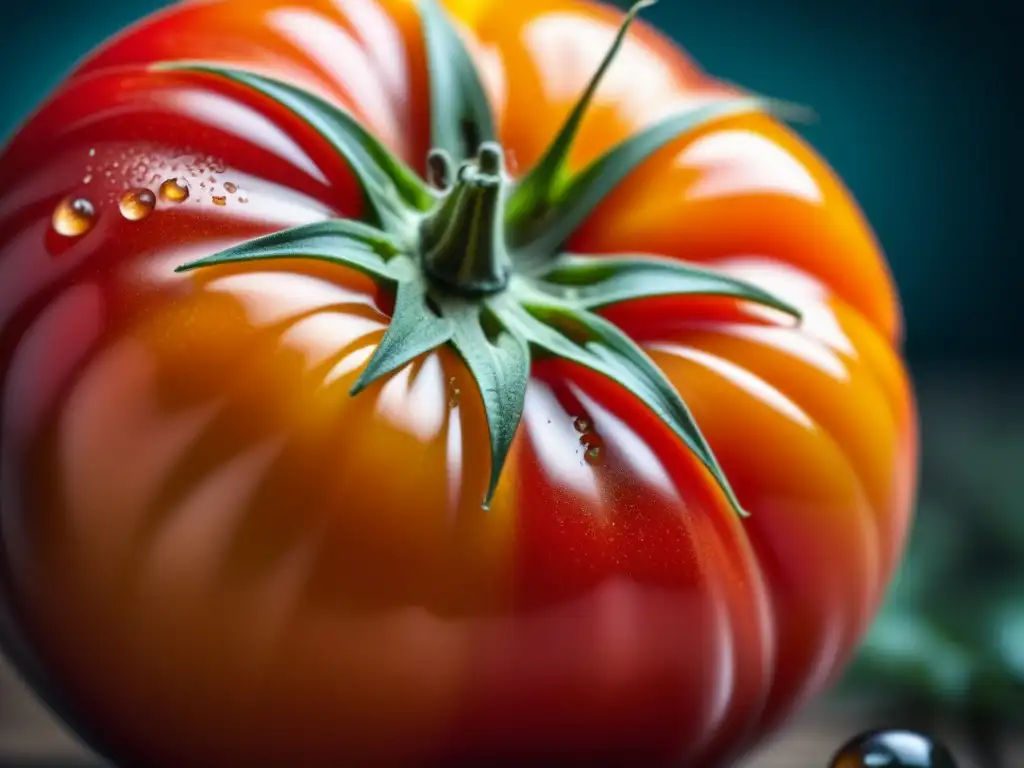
463, 361, 773, 765
0, 0, 916, 766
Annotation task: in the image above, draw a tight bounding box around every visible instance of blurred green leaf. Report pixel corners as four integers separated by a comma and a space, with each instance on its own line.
848, 610, 975, 705
836, 375, 1024, 740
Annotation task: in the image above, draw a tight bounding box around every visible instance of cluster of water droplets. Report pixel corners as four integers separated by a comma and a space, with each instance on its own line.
447, 376, 461, 409
573, 416, 604, 466
51, 146, 248, 238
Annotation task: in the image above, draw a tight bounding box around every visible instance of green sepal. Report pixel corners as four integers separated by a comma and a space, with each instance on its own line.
848, 609, 976, 707
160, 0, 811, 519
498, 299, 749, 517
418, 0, 497, 166
350, 258, 455, 394
155, 62, 434, 230
840, 501, 1024, 714
507, 96, 772, 256
503, 0, 810, 258
448, 302, 530, 508
537, 252, 802, 318
507, 0, 654, 208
175, 219, 402, 281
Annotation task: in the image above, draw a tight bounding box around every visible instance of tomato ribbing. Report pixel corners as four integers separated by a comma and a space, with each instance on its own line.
0, 0, 917, 765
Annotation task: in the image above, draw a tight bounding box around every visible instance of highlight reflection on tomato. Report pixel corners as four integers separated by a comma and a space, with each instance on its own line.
0, 0, 917, 765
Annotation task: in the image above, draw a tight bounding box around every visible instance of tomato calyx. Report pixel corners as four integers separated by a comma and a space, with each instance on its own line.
420, 142, 512, 296
167, 0, 805, 512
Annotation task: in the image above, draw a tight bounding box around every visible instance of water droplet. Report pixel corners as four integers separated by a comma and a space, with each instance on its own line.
82, 174, 92, 184
238, 196, 249, 204
579, 430, 605, 465
52, 196, 96, 237
88, 148, 96, 157
573, 417, 590, 433
118, 188, 156, 221
159, 177, 190, 203
212, 195, 227, 206
448, 377, 461, 408
830, 730, 957, 768
112, 161, 119, 168
224, 181, 238, 193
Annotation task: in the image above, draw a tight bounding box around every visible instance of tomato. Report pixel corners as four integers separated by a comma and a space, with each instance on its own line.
0, 0, 917, 765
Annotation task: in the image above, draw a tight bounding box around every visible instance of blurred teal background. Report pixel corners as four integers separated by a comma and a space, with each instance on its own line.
1, 0, 1021, 766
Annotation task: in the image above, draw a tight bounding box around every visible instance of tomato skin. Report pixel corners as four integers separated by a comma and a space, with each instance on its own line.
0, 0, 916, 766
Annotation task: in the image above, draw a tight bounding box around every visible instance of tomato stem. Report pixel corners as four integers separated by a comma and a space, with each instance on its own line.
420, 141, 511, 296
166, 0, 802, 516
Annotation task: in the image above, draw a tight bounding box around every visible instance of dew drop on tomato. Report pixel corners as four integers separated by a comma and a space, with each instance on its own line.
118, 188, 156, 221
573, 416, 591, 433
51, 196, 96, 237
448, 377, 461, 409
580, 431, 605, 465
578, 428, 605, 465
159, 177, 190, 203
830, 730, 958, 768
223, 181, 238, 194
212, 195, 227, 206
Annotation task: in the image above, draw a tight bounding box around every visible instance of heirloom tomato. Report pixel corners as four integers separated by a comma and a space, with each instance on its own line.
0, 0, 917, 765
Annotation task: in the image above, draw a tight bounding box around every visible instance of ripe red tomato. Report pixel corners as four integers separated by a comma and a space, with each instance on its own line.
0, 0, 916, 765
